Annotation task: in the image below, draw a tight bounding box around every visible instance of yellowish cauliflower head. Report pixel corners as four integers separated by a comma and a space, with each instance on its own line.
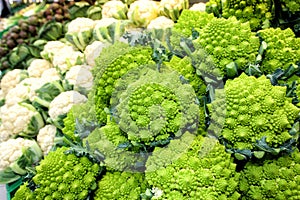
147, 16, 175, 29
102, 0, 128, 19
65, 65, 94, 92
127, 0, 159, 27
41, 68, 61, 82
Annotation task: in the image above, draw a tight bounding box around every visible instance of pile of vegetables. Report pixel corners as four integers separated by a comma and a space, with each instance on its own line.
0, 0, 299, 199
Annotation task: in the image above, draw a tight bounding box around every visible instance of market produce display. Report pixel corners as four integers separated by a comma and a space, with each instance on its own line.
0, 0, 299, 199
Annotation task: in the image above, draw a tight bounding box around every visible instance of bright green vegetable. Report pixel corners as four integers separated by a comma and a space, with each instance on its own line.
94, 171, 147, 200
92, 42, 154, 123
280, 0, 300, 13
209, 73, 299, 158
145, 134, 241, 200
206, 0, 273, 30
170, 10, 214, 50
12, 182, 34, 200
0, 138, 42, 184
239, 149, 300, 199
13, 147, 100, 199
193, 17, 260, 76
257, 28, 300, 74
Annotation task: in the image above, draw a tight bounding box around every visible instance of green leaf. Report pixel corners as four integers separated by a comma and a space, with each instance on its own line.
0, 168, 21, 184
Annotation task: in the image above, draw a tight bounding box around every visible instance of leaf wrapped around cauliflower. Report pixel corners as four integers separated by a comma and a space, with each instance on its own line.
192, 16, 260, 77
0, 138, 42, 184
94, 171, 147, 200
101, 0, 128, 19
0, 103, 44, 141
209, 73, 300, 159
145, 134, 241, 200
239, 149, 300, 199
93, 18, 127, 44
159, 0, 189, 21
13, 146, 101, 199
65, 17, 96, 52
92, 42, 154, 123
257, 28, 300, 74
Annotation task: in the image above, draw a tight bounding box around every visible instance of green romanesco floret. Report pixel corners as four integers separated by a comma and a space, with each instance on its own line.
145, 133, 241, 200
239, 149, 300, 199
258, 28, 300, 74
112, 64, 200, 148
85, 64, 201, 171
12, 182, 34, 200
193, 17, 260, 76
207, 0, 274, 30
163, 55, 206, 98
170, 10, 215, 49
93, 42, 155, 123
19, 147, 100, 199
210, 73, 300, 153
94, 171, 147, 200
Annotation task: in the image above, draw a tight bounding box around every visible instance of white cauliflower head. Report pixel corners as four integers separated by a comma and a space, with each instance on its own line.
102, 0, 128, 19
84, 41, 110, 67
67, 17, 96, 33
37, 125, 57, 155
27, 59, 52, 78
0, 103, 44, 140
0, 138, 38, 171
52, 49, 85, 73
49, 91, 87, 120
65, 65, 94, 92
41, 41, 69, 61
147, 16, 174, 29
127, 0, 159, 27
94, 18, 119, 29
41, 68, 61, 82
0, 69, 28, 96
189, 3, 206, 12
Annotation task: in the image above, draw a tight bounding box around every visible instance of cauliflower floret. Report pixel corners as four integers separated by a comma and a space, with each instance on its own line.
102, 0, 128, 19
84, 41, 110, 67
37, 125, 57, 155
41, 41, 69, 61
0, 103, 44, 140
147, 16, 174, 29
94, 18, 119, 29
41, 68, 61, 82
49, 91, 87, 120
27, 59, 52, 78
52, 49, 84, 73
189, 2, 206, 11
127, 0, 159, 27
66, 17, 96, 33
65, 65, 94, 92
0, 138, 37, 171
159, 0, 189, 21
0, 69, 28, 96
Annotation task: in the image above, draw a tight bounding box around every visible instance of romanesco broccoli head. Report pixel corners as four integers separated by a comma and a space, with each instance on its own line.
93, 42, 155, 123
258, 28, 300, 74
280, 0, 300, 13
145, 134, 241, 200
112, 65, 200, 148
207, 0, 273, 30
94, 171, 147, 200
239, 149, 300, 199
210, 73, 300, 155
193, 17, 260, 76
27, 147, 100, 199
12, 182, 34, 200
